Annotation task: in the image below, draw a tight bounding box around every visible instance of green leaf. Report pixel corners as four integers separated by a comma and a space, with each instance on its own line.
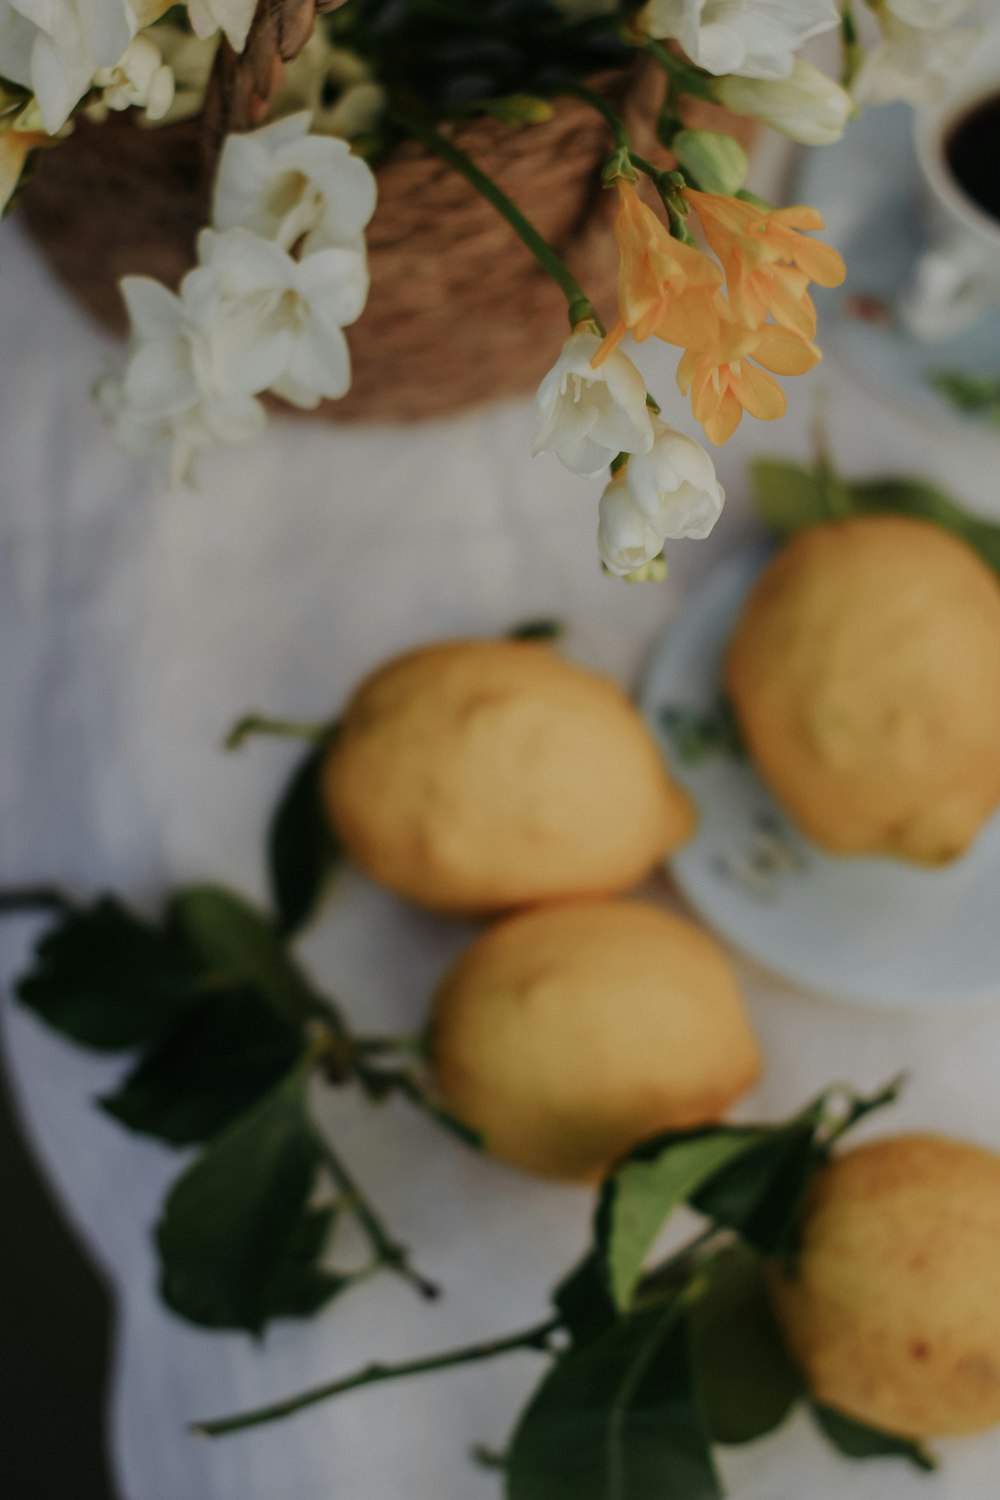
691, 1123, 819, 1257
597, 1130, 757, 1310
167, 886, 329, 1030
748, 459, 832, 537
750, 458, 1000, 582
507, 1297, 721, 1500
16, 898, 197, 1050
673, 128, 748, 195
932, 370, 1000, 423
268, 731, 343, 937
810, 1404, 937, 1473
689, 1246, 802, 1445
156, 1062, 344, 1333
99, 986, 305, 1146
553, 1252, 618, 1347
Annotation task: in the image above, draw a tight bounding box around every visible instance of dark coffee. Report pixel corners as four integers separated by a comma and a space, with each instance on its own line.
946, 90, 1000, 223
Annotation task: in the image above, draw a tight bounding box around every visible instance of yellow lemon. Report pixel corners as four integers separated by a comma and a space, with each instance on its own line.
725, 516, 1000, 864
322, 639, 693, 914
430, 899, 761, 1179
770, 1134, 1000, 1438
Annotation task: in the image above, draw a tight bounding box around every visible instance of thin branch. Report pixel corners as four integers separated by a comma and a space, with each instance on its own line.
319, 1139, 440, 1302
193, 1318, 561, 1437
223, 713, 328, 751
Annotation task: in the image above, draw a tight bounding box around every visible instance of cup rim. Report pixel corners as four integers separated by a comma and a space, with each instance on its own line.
914, 82, 1000, 248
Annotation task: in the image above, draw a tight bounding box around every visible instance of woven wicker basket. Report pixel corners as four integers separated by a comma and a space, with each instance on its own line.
21, 57, 748, 422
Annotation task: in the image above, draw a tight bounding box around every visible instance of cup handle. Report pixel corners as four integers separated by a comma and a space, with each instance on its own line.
899, 238, 993, 342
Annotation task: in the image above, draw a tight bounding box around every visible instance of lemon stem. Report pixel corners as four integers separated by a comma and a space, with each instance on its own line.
223, 714, 328, 751
318, 1138, 440, 1303
192, 1318, 562, 1437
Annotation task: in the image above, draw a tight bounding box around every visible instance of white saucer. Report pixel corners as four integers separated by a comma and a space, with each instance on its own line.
796, 102, 1000, 437
641, 549, 1000, 1011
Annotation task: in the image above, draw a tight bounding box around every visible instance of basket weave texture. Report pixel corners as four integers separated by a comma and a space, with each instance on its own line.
21, 67, 745, 422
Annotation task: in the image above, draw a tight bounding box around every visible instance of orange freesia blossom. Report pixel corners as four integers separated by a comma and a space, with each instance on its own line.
594, 182, 724, 365
684, 189, 846, 342
677, 306, 821, 446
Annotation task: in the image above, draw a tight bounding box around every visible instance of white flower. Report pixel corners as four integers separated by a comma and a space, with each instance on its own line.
716, 59, 852, 145
623, 417, 725, 539
185, 0, 256, 53
597, 473, 666, 576
191, 225, 369, 406
213, 111, 378, 255
90, 33, 174, 120
532, 330, 654, 480
278, 34, 387, 139
0, 0, 171, 132
641, 0, 841, 80
100, 274, 267, 485
149, 24, 218, 124
853, 3, 979, 105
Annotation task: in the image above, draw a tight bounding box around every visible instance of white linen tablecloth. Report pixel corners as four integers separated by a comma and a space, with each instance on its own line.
5, 198, 1000, 1500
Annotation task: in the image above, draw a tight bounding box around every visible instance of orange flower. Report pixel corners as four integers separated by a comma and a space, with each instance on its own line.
677, 306, 822, 446
684, 190, 846, 341
595, 182, 724, 365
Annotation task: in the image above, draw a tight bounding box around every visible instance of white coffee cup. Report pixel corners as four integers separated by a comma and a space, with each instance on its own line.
900, 23, 1000, 341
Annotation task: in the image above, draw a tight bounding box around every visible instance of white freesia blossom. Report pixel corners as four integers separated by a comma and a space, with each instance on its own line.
640, 0, 840, 80
278, 34, 387, 139
854, 2, 979, 105
0, 0, 171, 132
185, 0, 255, 53
532, 330, 654, 480
624, 417, 725, 540
90, 33, 174, 120
100, 274, 268, 485
151, 24, 218, 124
213, 111, 378, 255
716, 59, 852, 145
598, 473, 665, 577
191, 226, 369, 406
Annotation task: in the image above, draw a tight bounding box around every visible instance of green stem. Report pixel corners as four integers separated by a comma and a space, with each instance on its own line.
390, 109, 601, 332
559, 81, 629, 148
223, 714, 327, 751
643, 36, 715, 103
319, 1139, 440, 1302
193, 1318, 561, 1438
840, 1, 864, 94
352, 1060, 484, 1149
351, 1033, 427, 1059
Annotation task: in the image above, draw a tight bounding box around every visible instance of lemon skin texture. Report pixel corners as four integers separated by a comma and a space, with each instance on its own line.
725, 516, 1000, 864
770, 1134, 1000, 1438
430, 899, 761, 1180
323, 640, 694, 913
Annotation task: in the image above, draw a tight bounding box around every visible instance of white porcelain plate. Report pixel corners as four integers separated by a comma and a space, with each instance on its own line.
641, 549, 1000, 1011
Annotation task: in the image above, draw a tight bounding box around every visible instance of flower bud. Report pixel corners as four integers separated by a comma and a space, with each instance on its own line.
716, 60, 852, 146
624, 417, 725, 540
597, 473, 665, 577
